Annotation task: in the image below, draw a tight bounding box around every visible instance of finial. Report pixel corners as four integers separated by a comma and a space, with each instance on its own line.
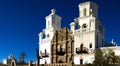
51, 9, 56, 14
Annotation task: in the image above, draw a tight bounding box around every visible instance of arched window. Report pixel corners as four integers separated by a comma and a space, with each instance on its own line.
12, 62, 14, 66
47, 34, 49, 38
58, 60, 63, 63
75, 23, 80, 29
45, 49, 47, 55
48, 21, 50, 27
90, 43, 92, 48
80, 59, 83, 64
42, 33, 46, 39
83, 8, 87, 16
82, 24, 87, 28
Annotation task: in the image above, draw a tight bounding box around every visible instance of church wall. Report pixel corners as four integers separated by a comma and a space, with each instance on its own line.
72, 1, 104, 65
38, 1, 108, 66
39, 9, 61, 64
40, 41, 51, 64
74, 54, 94, 64
73, 31, 95, 64
74, 32, 96, 54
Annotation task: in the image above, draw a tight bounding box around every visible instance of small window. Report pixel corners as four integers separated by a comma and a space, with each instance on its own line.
78, 25, 81, 29
80, 44, 83, 50
47, 34, 50, 37
82, 24, 87, 28
90, 43, 92, 48
40, 51, 42, 54
83, 8, 87, 16
80, 59, 83, 64
45, 49, 47, 53
75, 23, 80, 29
45, 60, 47, 64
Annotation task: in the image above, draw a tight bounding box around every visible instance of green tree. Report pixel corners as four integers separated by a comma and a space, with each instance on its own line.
93, 48, 120, 66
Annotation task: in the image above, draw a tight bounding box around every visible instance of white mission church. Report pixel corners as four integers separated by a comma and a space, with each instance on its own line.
39, 1, 120, 65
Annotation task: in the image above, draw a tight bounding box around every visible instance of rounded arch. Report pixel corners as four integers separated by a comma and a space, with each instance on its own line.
11, 59, 16, 66
82, 23, 87, 28
75, 22, 80, 29
58, 60, 63, 63
83, 8, 87, 16
89, 43, 92, 48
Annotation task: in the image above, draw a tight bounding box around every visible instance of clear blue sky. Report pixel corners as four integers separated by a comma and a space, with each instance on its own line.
0, 0, 120, 63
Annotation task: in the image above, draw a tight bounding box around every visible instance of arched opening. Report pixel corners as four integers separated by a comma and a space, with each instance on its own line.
12, 62, 14, 66
75, 23, 80, 29
83, 8, 87, 16
47, 34, 49, 38
82, 24, 87, 28
42, 33, 46, 39
58, 60, 63, 63
90, 43, 92, 48
80, 59, 83, 64
45, 60, 47, 64
45, 49, 47, 55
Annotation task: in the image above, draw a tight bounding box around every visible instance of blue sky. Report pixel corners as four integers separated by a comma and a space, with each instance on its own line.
0, 0, 120, 63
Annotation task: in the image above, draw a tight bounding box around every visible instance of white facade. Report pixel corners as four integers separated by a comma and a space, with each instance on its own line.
70, 1, 105, 65
38, 1, 120, 65
39, 9, 61, 64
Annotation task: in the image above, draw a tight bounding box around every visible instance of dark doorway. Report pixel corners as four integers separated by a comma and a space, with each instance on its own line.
12, 62, 14, 66
80, 59, 83, 64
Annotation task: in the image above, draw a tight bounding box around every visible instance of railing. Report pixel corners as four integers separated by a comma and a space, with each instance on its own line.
40, 52, 49, 58
74, 28, 90, 34
76, 47, 88, 54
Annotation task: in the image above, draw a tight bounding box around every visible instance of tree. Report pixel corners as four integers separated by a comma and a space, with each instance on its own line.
18, 51, 26, 64
93, 48, 104, 66
93, 48, 120, 66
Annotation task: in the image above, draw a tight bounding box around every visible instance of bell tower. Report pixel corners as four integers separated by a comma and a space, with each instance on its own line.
78, 2, 98, 18
70, 1, 105, 64
46, 9, 61, 29
39, 9, 61, 64
44, 9, 61, 39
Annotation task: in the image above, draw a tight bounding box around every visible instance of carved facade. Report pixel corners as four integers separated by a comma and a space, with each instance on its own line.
51, 28, 74, 64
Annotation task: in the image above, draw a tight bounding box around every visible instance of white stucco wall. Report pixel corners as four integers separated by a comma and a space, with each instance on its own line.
39, 9, 61, 64
74, 54, 94, 64
40, 40, 51, 64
